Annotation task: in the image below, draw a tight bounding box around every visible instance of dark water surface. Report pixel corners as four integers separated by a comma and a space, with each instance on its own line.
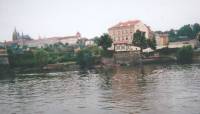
0, 64, 200, 114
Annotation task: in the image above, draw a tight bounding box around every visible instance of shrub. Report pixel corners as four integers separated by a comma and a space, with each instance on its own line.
34, 49, 49, 67
76, 48, 95, 68
176, 45, 193, 64
101, 50, 113, 58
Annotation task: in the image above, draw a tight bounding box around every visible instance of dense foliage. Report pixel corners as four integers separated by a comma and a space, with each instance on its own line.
76, 48, 95, 68
132, 30, 156, 52
132, 30, 147, 52
98, 33, 112, 51
7, 45, 36, 67
8, 51, 36, 67
33, 49, 49, 67
147, 36, 157, 50
177, 24, 193, 38
176, 45, 193, 64
7, 43, 76, 67
76, 46, 103, 68
162, 23, 200, 42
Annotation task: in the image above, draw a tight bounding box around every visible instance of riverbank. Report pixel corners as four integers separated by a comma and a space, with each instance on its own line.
2, 47, 200, 73
3, 55, 199, 74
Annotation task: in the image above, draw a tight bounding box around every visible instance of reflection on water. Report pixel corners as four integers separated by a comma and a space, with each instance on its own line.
0, 64, 200, 114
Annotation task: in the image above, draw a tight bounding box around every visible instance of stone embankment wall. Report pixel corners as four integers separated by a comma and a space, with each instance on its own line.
114, 51, 140, 65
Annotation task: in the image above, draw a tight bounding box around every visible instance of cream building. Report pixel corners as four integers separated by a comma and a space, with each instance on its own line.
24, 32, 82, 48
85, 39, 95, 46
108, 20, 152, 52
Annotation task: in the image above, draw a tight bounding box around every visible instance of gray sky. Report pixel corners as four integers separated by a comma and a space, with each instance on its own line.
0, 0, 200, 42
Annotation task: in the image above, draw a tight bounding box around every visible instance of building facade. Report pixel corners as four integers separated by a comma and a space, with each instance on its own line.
22, 32, 82, 48
5, 31, 85, 48
108, 20, 152, 52
155, 34, 169, 49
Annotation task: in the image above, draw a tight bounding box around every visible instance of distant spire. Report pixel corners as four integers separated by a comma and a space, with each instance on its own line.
12, 27, 18, 41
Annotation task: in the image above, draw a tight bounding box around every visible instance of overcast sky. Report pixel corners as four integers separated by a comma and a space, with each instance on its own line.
0, 0, 200, 41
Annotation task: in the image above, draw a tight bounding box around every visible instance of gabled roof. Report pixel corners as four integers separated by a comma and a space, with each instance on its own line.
109, 20, 141, 30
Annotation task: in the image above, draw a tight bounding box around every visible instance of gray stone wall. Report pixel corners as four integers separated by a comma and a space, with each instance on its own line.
114, 51, 140, 65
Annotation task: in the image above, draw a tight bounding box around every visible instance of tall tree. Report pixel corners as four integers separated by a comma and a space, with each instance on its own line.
147, 36, 156, 50
76, 48, 94, 68
192, 23, 200, 37
177, 24, 193, 38
168, 29, 177, 41
132, 30, 147, 53
98, 33, 112, 51
93, 36, 100, 45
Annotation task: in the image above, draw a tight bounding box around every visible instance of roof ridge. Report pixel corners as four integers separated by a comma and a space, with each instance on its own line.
109, 19, 141, 29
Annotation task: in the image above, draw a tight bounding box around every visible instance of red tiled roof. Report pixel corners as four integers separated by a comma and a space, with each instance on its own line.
109, 20, 140, 29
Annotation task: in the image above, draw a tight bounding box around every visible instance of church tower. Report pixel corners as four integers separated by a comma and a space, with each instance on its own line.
12, 27, 19, 41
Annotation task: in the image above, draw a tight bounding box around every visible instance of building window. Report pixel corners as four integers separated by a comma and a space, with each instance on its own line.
113, 37, 115, 41
121, 45, 125, 50
116, 45, 120, 50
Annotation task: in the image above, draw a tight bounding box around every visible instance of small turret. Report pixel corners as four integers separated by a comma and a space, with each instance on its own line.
76, 32, 81, 38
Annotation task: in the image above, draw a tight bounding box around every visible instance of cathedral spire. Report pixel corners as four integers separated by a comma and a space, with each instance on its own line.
12, 27, 18, 41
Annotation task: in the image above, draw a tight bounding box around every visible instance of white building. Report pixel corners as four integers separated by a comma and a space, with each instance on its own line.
24, 32, 82, 48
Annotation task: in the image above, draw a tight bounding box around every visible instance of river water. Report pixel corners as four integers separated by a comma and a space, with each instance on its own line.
0, 64, 200, 114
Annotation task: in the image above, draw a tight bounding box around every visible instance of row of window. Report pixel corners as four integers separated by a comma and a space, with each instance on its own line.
113, 36, 133, 42
113, 37, 128, 42
115, 45, 139, 51
110, 29, 134, 36
115, 45, 129, 50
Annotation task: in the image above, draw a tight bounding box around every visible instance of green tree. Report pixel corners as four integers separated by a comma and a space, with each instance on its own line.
88, 46, 102, 56
176, 45, 193, 64
34, 49, 49, 67
132, 30, 147, 53
177, 24, 193, 38
76, 48, 94, 68
168, 29, 177, 41
94, 36, 100, 45
192, 23, 200, 37
147, 36, 156, 50
98, 33, 112, 51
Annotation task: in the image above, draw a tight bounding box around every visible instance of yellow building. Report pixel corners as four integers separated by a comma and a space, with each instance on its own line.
155, 34, 169, 49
